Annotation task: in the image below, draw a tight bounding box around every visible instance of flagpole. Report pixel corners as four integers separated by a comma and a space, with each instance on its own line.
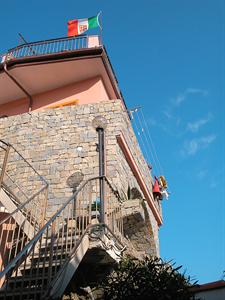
98, 11, 103, 45
18, 33, 23, 46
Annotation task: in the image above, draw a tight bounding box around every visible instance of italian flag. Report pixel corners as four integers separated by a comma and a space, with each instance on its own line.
67, 15, 100, 37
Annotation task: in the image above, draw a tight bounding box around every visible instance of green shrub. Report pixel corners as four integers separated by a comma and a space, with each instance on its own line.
99, 256, 196, 300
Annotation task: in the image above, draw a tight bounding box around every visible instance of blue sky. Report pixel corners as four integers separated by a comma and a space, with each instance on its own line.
0, 0, 224, 284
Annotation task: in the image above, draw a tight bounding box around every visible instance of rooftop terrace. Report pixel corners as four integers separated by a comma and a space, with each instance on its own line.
1, 35, 101, 62
0, 34, 125, 112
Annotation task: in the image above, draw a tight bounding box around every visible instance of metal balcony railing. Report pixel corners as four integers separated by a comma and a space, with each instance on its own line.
1, 35, 101, 62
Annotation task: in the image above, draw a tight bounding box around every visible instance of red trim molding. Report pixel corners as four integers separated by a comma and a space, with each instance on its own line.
116, 134, 163, 226
190, 280, 225, 293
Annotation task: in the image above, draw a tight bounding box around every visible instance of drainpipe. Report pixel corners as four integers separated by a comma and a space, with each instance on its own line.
97, 126, 106, 223
92, 116, 108, 224
3, 62, 33, 112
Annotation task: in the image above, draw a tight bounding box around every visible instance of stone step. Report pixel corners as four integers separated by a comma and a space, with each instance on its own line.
19, 258, 64, 271
30, 249, 68, 261
7, 274, 48, 289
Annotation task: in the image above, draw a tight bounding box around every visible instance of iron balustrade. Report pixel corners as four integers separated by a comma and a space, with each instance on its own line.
0, 140, 49, 288
0, 175, 123, 299
1, 35, 100, 61
0, 140, 48, 204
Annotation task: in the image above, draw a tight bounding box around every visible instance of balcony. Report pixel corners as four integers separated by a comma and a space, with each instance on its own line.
0, 34, 124, 113
1, 35, 101, 63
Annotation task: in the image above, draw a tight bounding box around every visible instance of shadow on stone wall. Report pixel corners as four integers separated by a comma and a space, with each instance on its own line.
123, 199, 157, 257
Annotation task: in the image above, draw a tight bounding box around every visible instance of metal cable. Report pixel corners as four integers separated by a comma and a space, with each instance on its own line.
133, 109, 159, 175
131, 114, 151, 167
139, 108, 165, 176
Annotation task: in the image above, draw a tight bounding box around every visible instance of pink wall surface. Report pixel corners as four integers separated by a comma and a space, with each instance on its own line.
87, 35, 100, 48
0, 76, 110, 117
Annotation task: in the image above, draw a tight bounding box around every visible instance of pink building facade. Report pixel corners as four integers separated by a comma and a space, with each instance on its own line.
0, 34, 164, 298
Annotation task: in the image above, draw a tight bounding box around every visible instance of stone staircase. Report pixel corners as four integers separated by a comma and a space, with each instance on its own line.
0, 140, 124, 299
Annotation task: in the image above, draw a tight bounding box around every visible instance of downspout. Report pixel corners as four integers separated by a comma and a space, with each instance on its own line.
3, 62, 33, 112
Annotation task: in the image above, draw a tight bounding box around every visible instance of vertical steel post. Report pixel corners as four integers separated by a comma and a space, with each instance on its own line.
0, 145, 10, 188
97, 127, 105, 223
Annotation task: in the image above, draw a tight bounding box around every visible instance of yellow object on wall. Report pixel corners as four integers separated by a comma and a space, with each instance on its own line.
46, 99, 79, 109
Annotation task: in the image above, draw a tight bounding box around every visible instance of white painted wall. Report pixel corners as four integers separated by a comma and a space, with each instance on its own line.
195, 287, 225, 300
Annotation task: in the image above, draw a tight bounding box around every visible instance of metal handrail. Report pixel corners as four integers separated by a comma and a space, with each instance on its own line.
0, 140, 48, 186
48, 222, 125, 294
104, 176, 123, 203
0, 140, 49, 227
0, 175, 123, 284
0, 176, 96, 279
7, 35, 88, 52
0, 185, 47, 226
1, 35, 100, 61
0, 143, 49, 291
3, 171, 32, 200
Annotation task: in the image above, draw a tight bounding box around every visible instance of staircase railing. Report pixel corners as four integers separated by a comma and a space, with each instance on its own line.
0, 175, 123, 299
0, 140, 49, 284
0, 140, 48, 205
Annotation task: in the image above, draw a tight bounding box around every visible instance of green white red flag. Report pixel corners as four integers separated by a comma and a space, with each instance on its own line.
67, 15, 100, 37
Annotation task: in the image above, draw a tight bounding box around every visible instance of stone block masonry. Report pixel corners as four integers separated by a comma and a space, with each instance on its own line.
122, 199, 159, 256
0, 99, 161, 255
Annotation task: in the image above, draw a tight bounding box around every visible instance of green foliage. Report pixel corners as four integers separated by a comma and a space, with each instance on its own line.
99, 256, 196, 300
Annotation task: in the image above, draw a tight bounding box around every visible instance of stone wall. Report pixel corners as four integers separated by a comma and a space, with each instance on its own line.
122, 199, 159, 256
0, 99, 160, 252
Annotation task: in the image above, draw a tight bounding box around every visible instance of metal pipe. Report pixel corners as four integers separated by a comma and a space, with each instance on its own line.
0, 144, 10, 187
3, 62, 33, 111
97, 127, 106, 223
